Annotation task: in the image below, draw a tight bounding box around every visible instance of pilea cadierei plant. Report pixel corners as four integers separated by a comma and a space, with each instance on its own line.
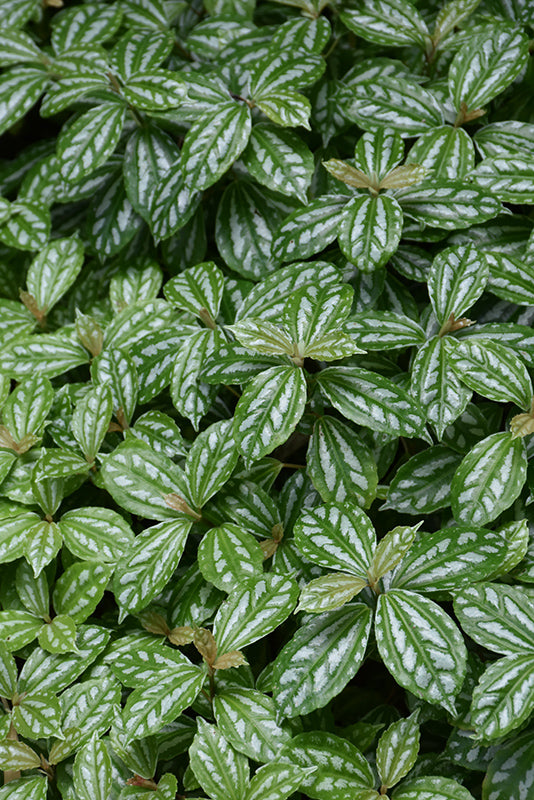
0, 0, 534, 798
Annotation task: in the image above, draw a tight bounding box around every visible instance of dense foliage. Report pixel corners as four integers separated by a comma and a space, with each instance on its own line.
1, 0, 534, 797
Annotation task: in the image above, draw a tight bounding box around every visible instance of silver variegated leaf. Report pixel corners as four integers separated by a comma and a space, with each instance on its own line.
214, 687, 291, 762
451, 432, 527, 526
307, 416, 378, 507
410, 336, 472, 440
272, 605, 372, 718
213, 573, 299, 653
317, 366, 428, 440
375, 589, 467, 713
449, 28, 529, 111
294, 500, 376, 576
454, 583, 534, 655
233, 365, 307, 466
189, 720, 249, 800
113, 519, 191, 616
427, 244, 489, 326
338, 194, 403, 271
391, 527, 507, 592
446, 338, 533, 409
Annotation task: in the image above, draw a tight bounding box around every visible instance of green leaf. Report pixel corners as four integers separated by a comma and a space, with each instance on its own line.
57, 102, 126, 184
407, 125, 475, 180
233, 365, 307, 466
338, 194, 403, 271
16, 560, 49, 618
25, 236, 84, 314
100, 439, 193, 522
272, 605, 372, 718
375, 589, 467, 713
250, 52, 324, 96
51, 4, 122, 50
394, 180, 501, 229
198, 523, 263, 593
110, 28, 173, 78
339, 0, 430, 47
316, 366, 428, 440
454, 583, 534, 655
181, 102, 251, 191
394, 775, 476, 799
38, 615, 78, 654
60, 507, 134, 564
25, 521, 63, 577
383, 447, 462, 514
277, 732, 375, 800
12, 691, 62, 739
113, 518, 191, 616
433, 0, 481, 43
214, 687, 291, 762
213, 573, 299, 653
449, 28, 529, 112
73, 735, 112, 800
50, 674, 121, 761
469, 654, 534, 741
164, 261, 225, 321
391, 527, 507, 592
86, 171, 142, 258
294, 501, 376, 577
71, 384, 113, 462
189, 720, 249, 800
127, 410, 186, 459
242, 124, 314, 203
376, 713, 420, 790
185, 420, 239, 508
307, 416, 378, 507
410, 336, 472, 440
428, 244, 489, 326
53, 561, 112, 624
272, 195, 347, 263
344, 77, 443, 137
0, 67, 48, 137
283, 283, 353, 350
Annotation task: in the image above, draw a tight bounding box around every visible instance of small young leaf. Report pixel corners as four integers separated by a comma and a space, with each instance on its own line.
376, 713, 420, 790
